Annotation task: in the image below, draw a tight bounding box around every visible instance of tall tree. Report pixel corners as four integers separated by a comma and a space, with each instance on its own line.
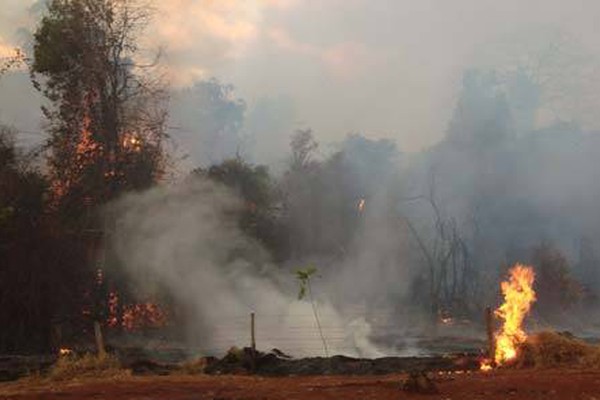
29, 0, 168, 341
31, 0, 167, 221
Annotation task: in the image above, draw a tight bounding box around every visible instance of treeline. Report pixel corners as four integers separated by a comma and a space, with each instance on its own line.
2, 0, 600, 354
0, 0, 166, 353
0, 0, 401, 353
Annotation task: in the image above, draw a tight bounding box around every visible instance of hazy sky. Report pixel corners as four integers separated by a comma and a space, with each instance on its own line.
1, 0, 600, 153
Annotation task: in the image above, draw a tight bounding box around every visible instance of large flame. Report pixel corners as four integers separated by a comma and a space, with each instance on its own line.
494, 264, 536, 365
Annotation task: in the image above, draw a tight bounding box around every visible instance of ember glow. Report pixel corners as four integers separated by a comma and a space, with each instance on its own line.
122, 132, 143, 152
480, 361, 492, 372
50, 111, 103, 202
59, 348, 73, 356
357, 198, 366, 213
107, 291, 119, 328
122, 303, 168, 332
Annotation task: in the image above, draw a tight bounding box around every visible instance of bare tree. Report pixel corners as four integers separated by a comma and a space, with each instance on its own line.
402, 173, 473, 325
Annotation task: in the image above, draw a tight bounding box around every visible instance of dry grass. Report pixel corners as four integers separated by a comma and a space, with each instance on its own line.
176, 357, 211, 375
515, 331, 600, 369
48, 353, 131, 381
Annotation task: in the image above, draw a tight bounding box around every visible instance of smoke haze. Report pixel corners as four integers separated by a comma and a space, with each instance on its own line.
108, 177, 398, 357
4, 0, 600, 355
3, 1, 600, 157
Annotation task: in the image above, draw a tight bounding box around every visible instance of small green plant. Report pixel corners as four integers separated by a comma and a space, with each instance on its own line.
295, 266, 329, 357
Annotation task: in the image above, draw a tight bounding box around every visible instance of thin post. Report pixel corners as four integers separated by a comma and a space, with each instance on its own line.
251, 312, 256, 353
485, 306, 494, 361
250, 312, 256, 372
94, 321, 106, 357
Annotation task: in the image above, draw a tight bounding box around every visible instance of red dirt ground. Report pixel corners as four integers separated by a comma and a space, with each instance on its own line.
1, 369, 600, 400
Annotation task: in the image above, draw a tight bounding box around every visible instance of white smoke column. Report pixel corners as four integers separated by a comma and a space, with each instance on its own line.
109, 177, 385, 357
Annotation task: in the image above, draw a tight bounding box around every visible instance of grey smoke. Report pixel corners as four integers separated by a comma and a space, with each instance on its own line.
108, 177, 393, 357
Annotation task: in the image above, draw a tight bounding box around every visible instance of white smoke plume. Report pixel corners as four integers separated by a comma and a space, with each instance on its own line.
108, 177, 388, 357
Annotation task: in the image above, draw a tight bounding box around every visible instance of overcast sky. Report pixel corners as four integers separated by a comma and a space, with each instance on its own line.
1, 0, 600, 155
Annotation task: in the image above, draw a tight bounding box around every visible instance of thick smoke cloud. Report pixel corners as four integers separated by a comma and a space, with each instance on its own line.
4, 1, 600, 158
108, 177, 394, 357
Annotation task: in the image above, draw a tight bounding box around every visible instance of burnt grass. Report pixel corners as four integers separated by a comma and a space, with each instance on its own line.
1, 348, 482, 381
201, 347, 481, 376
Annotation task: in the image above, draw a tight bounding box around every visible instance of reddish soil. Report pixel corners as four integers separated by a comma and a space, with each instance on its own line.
1, 369, 600, 400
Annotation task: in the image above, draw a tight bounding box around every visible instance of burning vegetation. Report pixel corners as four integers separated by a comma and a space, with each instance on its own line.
3, 5, 600, 395
481, 264, 536, 370
494, 264, 537, 365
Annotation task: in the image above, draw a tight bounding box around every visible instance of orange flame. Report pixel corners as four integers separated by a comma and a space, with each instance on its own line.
122, 303, 168, 332
480, 361, 492, 372
491, 264, 536, 367
357, 198, 366, 212
59, 348, 73, 356
50, 112, 102, 203
479, 264, 536, 371
107, 291, 119, 327
122, 132, 143, 152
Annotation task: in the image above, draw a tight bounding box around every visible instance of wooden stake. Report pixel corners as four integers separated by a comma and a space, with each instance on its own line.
251, 312, 256, 353
485, 306, 495, 360
250, 312, 256, 372
94, 321, 106, 357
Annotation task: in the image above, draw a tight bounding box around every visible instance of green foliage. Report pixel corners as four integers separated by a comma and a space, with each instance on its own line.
205, 158, 271, 210
295, 266, 317, 300
198, 158, 288, 260
293, 265, 328, 356
33, 1, 84, 78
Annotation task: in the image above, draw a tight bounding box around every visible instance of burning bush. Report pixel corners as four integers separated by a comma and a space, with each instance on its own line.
493, 264, 537, 366
121, 303, 168, 332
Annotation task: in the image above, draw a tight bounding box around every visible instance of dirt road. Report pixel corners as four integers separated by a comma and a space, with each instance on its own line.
1, 369, 600, 400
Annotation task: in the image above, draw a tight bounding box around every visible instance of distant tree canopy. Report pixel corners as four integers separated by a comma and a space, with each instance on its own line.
281, 130, 401, 259
170, 78, 246, 166
205, 159, 271, 211
195, 158, 287, 260
447, 70, 514, 147
532, 243, 583, 321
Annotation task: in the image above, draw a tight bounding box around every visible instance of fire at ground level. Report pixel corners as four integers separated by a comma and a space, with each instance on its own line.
2, 369, 600, 400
